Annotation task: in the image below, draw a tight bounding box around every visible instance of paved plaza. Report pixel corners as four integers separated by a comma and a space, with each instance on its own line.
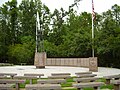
0, 65, 120, 77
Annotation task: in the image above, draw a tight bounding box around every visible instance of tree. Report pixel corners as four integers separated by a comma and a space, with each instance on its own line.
7, 36, 35, 64
0, 0, 18, 62
96, 4, 120, 67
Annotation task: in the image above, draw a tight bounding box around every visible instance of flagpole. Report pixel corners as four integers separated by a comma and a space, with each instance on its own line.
36, 20, 38, 53
92, 0, 94, 57
92, 16, 94, 57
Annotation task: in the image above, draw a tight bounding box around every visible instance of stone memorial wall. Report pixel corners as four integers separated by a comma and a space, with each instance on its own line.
46, 57, 98, 72
46, 58, 90, 68
34, 54, 98, 72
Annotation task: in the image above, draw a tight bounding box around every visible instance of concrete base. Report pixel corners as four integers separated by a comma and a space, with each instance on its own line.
34, 52, 46, 69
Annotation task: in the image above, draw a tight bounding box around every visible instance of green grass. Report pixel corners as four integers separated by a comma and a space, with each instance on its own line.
101, 84, 114, 89
17, 77, 114, 90
19, 79, 37, 88
83, 88, 94, 90
66, 77, 75, 82
97, 78, 106, 82
62, 88, 77, 90
61, 82, 73, 87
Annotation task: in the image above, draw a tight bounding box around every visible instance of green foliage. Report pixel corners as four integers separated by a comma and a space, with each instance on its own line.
44, 40, 58, 57
95, 4, 120, 67
7, 36, 35, 64
0, 0, 120, 68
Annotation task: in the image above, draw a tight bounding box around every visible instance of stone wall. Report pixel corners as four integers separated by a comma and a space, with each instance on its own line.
46, 58, 90, 68
46, 57, 98, 72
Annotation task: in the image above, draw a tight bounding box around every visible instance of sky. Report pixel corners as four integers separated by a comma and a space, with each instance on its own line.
0, 0, 120, 14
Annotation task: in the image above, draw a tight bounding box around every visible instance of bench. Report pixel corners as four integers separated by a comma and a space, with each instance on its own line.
111, 79, 120, 90
0, 63, 13, 66
0, 79, 25, 90
24, 73, 44, 78
48, 75, 71, 79
77, 74, 97, 78
0, 84, 13, 90
13, 76, 37, 84
20, 63, 26, 66
51, 73, 71, 76
73, 82, 104, 90
75, 71, 92, 75
103, 74, 120, 84
25, 84, 61, 90
73, 77, 99, 83
0, 76, 7, 79
0, 73, 17, 78
37, 79, 66, 84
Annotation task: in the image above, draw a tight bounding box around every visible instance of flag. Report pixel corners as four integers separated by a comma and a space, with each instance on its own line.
92, 0, 95, 20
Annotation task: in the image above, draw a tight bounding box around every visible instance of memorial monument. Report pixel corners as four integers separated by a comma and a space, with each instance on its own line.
34, 11, 46, 68
89, 57, 98, 72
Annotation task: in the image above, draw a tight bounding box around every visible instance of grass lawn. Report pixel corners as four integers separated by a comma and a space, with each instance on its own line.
18, 77, 114, 90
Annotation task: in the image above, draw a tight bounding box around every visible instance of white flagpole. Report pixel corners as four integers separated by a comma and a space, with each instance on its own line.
92, 0, 94, 57
36, 20, 38, 53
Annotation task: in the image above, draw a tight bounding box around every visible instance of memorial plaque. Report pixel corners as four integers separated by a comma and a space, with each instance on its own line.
89, 57, 98, 72
34, 52, 46, 68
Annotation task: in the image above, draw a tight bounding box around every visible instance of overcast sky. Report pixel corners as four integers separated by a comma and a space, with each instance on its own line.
0, 0, 120, 14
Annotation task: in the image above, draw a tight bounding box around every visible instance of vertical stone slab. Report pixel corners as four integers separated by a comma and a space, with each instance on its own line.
80, 58, 83, 67
64, 58, 68, 66
84, 58, 87, 67
34, 52, 46, 68
72, 58, 75, 66
89, 57, 98, 72
58, 58, 61, 66
70, 58, 73, 66
61, 58, 64, 66
54, 58, 56, 66
71, 58, 74, 66
46, 58, 49, 65
86, 58, 90, 68
77, 58, 80, 67
52, 58, 55, 66
50, 58, 52, 66
46, 58, 51, 66
84, 58, 86, 67
66, 59, 70, 66
68, 58, 71, 66
55, 58, 58, 66
51, 58, 54, 66
75, 58, 78, 66
62, 58, 65, 66
49, 58, 52, 66
56, 58, 60, 66
64, 58, 66, 66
